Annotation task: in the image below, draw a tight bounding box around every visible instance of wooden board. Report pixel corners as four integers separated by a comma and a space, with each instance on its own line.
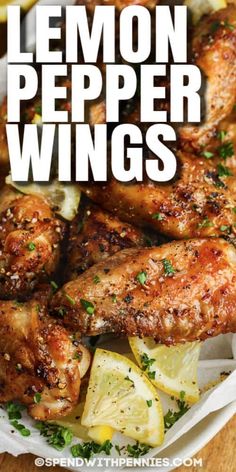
0, 414, 235, 472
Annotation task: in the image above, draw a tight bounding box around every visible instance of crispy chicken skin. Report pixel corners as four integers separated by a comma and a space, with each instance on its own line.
80, 150, 236, 240
0, 190, 65, 298
76, 0, 157, 12
51, 239, 236, 344
180, 5, 236, 150
0, 301, 90, 420
67, 201, 159, 278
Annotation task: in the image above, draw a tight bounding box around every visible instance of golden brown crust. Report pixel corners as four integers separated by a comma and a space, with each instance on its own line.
80, 149, 236, 240
0, 300, 84, 420
0, 192, 66, 298
51, 239, 236, 344
179, 5, 236, 150
67, 201, 159, 278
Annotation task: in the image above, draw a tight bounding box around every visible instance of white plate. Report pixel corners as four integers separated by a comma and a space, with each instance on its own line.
147, 402, 236, 472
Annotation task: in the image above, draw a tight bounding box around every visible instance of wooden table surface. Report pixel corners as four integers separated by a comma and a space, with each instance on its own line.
0, 414, 235, 472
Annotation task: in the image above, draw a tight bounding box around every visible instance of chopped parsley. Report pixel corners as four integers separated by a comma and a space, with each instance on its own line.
93, 275, 100, 284
217, 141, 234, 160
152, 213, 163, 221
140, 353, 156, 380
111, 294, 117, 303
80, 299, 95, 315
36, 422, 73, 451
162, 259, 176, 276
220, 225, 231, 233
6, 401, 25, 420
201, 151, 214, 159
146, 400, 152, 407
136, 271, 147, 286
50, 280, 58, 293
217, 163, 233, 177
6, 402, 30, 437
27, 242, 36, 251
126, 442, 151, 458
197, 217, 214, 229
164, 391, 189, 430
65, 293, 76, 305
11, 420, 31, 437
217, 130, 227, 142
34, 393, 41, 404
71, 440, 112, 459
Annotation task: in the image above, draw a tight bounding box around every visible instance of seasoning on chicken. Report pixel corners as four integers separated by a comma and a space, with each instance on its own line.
0, 300, 90, 420
179, 5, 236, 150
51, 238, 236, 344
0, 189, 65, 298
67, 200, 160, 278
80, 149, 236, 240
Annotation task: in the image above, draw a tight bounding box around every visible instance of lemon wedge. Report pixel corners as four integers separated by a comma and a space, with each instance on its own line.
5, 175, 81, 221
81, 349, 164, 447
88, 425, 114, 445
129, 338, 201, 403
184, 0, 227, 23
0, 0, 37, 23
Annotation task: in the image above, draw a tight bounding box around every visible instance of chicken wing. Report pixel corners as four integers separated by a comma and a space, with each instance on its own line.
80, 149, 236, 240
67, 200, 160, 279
179, 5, 236, 150
0, 188, 65, 298
0, 300, 90, 420
51, 238, 236, 344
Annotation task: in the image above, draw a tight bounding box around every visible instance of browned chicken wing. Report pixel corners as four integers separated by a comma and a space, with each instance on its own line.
80, 149, 236, 240
180, 5, 236, 150
0, 189, 65, 298
0, 300, 90, 420
51, 238, 236, 344
67, 200, 160, 279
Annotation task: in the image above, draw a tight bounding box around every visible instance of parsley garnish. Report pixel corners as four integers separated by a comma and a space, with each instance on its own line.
27, 242, 35, 251
11, 420, 31, 437
162, 259, 176, 276
220, 225, 231, 233
34, 393, 41, 404
164, 391, 189, 430
136, 271, 147, 285
197, 217, 214, 229
6, 401, 25, 420
217, 130, 227, 142
217, 163, 233, 177
146, 400, 152, 407
201, 151, 214, 159
93, 275, 100, 284
36, 422, 73, 451
71, 440, 112, 459
80, 299, 95, 315
152, 213, 163, 221
217, 141, 234, 160
50, 280, 58, 293
140, 353, 156, 379
126, 442, 151, 458
65, 293, 76, 305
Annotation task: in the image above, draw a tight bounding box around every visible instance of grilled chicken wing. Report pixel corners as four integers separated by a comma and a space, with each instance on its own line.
80, 150, 236, 240
179, 5, 236, 150
51, 238, 236, 344
67, 200, 160, 279
0, 300, 90, 420
0, 189, 65, 298
76, 0, 157, 12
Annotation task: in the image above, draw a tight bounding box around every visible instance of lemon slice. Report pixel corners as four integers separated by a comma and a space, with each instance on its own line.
184, 0, 227, 24
0, 0, 37, 23
129, 338, 201, 403
5, 175, 81, 221
81, 349, 164, 447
